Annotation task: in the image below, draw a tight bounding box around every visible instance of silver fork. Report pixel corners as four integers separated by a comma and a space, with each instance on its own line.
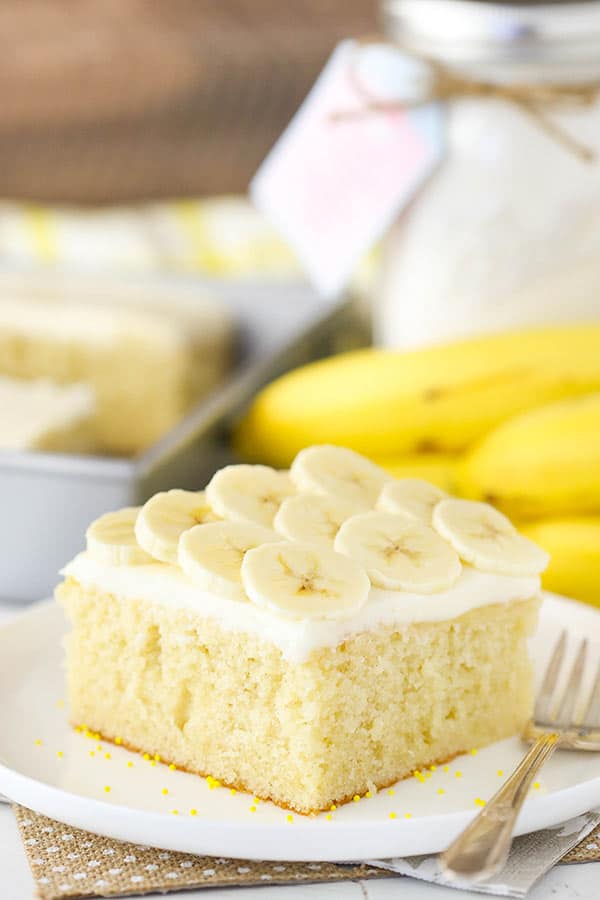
440, 631, 600, 882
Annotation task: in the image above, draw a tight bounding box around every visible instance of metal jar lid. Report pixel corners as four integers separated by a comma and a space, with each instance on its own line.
382, 1, 600, 78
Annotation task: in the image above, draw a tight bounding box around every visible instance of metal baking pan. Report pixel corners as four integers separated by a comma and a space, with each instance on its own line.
0, 273, 365, 603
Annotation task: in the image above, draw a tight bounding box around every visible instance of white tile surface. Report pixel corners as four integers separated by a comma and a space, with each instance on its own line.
0, 600, 597, 899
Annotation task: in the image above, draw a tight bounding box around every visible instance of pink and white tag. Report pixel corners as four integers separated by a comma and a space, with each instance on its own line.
251, 40, 445, 297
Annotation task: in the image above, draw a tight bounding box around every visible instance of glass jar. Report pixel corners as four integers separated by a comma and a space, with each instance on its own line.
376, 0, 600, 348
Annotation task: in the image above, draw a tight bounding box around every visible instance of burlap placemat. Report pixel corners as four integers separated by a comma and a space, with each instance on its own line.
14, 806, 390, 899
14, 806, 599, 900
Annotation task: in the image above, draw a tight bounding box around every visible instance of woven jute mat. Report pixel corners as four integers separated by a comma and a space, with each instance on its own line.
14, 806, 390, 899
14, 806, 599, 900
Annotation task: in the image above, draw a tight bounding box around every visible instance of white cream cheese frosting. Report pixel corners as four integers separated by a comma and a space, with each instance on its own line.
62, 552, 540, 663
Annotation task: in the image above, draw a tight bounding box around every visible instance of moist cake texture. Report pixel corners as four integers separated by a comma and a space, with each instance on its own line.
58, 445, 548, 813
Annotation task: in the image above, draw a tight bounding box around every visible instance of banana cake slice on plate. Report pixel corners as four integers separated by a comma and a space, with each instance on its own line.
57, 445, 548, 814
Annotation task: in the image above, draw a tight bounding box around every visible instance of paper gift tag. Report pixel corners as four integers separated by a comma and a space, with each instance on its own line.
251, 40, 444, 297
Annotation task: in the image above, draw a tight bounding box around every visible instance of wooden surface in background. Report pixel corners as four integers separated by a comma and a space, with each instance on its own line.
0, 0, 377, 203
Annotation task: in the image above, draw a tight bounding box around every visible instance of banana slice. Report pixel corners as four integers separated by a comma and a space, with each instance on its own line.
135, 490, 218, 564
179, 521, 279, 600
273, 493, 361, 548
86, 507, 154, 566
377, 478, 447, 524
432, 498, 549, 576
335, 511, 461, 592
206, 464, 294, 527
241, 540, 370, 620
290, 445, 391, 509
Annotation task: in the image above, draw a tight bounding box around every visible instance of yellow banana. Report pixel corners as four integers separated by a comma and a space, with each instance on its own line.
374, 452, 460, 493
459, 393, 600, 520
520, 518, 600, 608
234, 323, 600, 468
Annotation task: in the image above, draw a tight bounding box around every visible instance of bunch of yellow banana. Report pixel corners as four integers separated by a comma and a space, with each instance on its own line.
234, 323, 600, 606
235, 323, 600, 466
458, 393, 600, 520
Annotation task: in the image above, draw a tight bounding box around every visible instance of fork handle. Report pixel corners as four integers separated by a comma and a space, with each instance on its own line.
439, 732, 559, 883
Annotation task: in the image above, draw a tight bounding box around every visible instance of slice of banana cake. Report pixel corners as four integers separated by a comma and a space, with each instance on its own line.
57, 445, 547, 814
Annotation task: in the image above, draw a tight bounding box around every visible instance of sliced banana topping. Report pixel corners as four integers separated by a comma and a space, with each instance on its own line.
87, 507, 154, 566
335, 511, 462, 592
241, 541, 370, 620
377, 478, 447, 524
135, 489, 218, 564
206, 464, 295, 527
432, 498, 549, 577
273, 493, 361, 549
290, 445, 391, 509
179, 521, 279, 601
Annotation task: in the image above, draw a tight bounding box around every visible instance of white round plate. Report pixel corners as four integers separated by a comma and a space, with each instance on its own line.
0, 596, 599, 861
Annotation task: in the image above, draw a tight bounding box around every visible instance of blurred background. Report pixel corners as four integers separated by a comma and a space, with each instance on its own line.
0, 0, 599, 606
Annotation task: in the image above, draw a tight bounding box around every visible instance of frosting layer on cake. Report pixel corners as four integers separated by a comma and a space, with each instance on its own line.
62, 552, 539, 662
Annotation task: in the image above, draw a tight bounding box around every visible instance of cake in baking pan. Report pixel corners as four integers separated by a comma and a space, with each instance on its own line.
0, 290, 232, 455
0, 375, 95, 452
57, 445, 547, 813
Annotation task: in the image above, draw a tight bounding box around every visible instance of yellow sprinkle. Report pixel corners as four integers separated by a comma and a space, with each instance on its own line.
365, 791, 372, 798
497, 769, 504, 777
230, 788, 237, 796
115, 737, 122, 745
96, 745, 102, 752
81, 724, 88, 731
429, 765, 437, 772
206, 775, 221, 789
424, 772, 432, 779
442, 766, 449, 773
35, 739, 42, 746
190, 808, 197, 816
330, 804, 337, 811
56, 751, 63, 759
154, 754, 161, 761
534, 782, 540, 790
143, 753, 150, 761
150, 761, 157, 767
389, 812, 397, 820
404, 813, 412, 819
74, 726, 82, 733
455, 771, 463, 778
326, 814, 332, 821
437, 788, 445, 795
162, 788, 169, 796
250, 806, 257, 813
104, 753, 111, 760
127, 761, 134, 768
253, 798, 261, 805
470, 749, 478, 756
387, 789, 395, 797
104, 786, 111, 793
89, 751, 95, 757
93, 733, 100, 741
353, 794, 361, 802
168, 764, 176, 771
413, 769, 421, 777
171, 809, 179, 815
286, 814, 294, 823
475, 798, 486, 807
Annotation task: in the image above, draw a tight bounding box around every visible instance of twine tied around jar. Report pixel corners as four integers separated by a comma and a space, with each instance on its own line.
331, 39, 600, 163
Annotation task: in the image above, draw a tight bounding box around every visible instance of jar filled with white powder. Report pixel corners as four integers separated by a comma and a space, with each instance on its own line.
376, 0, 600, 348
